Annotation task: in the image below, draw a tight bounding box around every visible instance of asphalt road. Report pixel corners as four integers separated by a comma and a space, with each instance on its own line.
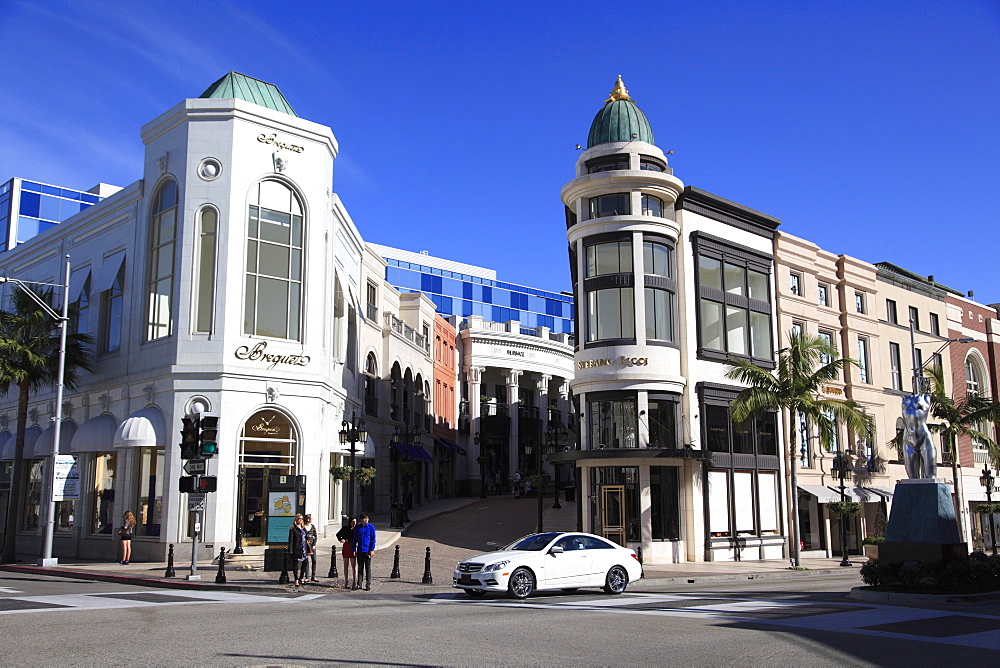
2, 571, 999, 666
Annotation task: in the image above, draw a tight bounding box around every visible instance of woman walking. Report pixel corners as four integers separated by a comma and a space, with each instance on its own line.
118, 511, 135, 564
336, 517, 358, 589
287, 513, 309, 586
303, 514, 318, 583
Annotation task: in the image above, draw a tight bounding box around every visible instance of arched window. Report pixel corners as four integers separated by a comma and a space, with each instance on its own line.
966, 356, 984, 397
147, 180, 177, 340
193, 207, 217, 333
245, 180, 303, 340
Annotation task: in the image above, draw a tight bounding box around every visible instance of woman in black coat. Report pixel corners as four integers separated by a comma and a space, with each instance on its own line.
287, 514, 309, 586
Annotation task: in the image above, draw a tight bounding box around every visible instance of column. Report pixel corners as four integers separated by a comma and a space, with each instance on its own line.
506, 368, 522, 480
466, 366, 484, 478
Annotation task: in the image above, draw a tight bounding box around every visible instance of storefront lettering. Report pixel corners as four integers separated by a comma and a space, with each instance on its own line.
577, 356, 648, 370
506, 350, 525, 357
234, 341, 311, 370
822, 385, 843, 395
257, 133, 305, 153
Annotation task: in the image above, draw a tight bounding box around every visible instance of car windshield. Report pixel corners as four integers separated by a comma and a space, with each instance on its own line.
509, 533, 561, 551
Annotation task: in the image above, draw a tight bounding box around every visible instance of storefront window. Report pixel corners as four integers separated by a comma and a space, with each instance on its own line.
22, 460, 42, 530
650, 466, 679, 540
588, 394, 637, 449
92, 451, 117, 535
134, 447, 164, 537
646, 395, 678, 448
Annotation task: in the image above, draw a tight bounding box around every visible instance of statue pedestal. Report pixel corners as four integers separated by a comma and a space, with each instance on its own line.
881, 479, 966, 565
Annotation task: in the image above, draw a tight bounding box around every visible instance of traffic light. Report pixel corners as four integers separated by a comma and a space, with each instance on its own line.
198, 476, 217, 493
179, 476, 196, 493
199, 413, 219, 458
180, 416, 200, 460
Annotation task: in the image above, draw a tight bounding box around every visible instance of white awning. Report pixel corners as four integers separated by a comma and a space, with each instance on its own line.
71, 414, 118, 453
20, 425, 42, 459
0, 431, 12, 460
31, 420, 77, 457
828, 486, 889, 503
93, 250, 125, 294
798, 485, 842, 504
114, 406, 165, 449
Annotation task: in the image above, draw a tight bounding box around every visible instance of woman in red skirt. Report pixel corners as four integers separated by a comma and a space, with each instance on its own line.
336, 517, 358, 589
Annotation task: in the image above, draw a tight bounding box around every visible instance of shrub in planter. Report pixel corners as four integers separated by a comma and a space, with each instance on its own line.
862, 536, 885, 545
329, 465, 353, 480
829, 501, 862, 517
356, 466, 377, 486
861, 552, 1000, 594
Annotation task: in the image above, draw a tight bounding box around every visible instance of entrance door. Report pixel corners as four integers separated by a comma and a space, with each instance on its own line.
239, 409, 297, 546
240, 464, 283, 546
601, 485, 626, 546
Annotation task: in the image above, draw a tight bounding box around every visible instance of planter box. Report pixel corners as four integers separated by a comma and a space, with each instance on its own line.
863, 544, 879, 559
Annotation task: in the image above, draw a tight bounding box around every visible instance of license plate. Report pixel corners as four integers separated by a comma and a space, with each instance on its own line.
459, 575, 475, 585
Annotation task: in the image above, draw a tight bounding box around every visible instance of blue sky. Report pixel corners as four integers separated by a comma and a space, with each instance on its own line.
2, 1, 998, 302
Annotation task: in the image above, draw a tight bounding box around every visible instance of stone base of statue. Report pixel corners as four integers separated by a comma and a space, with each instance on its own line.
880, 479, 966, 565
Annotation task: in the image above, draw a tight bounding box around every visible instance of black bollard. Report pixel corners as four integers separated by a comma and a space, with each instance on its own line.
232, 527, 244, 555
278, 548, 290, 585
215, 547, 227, 584
390, 545, 401, 579
328, 544, 339, 578
165, 543, 176, 578
421, 546, 433, 585
636, 545, 643, 565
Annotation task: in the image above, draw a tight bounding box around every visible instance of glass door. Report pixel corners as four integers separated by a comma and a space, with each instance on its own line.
601, 485, 626, 546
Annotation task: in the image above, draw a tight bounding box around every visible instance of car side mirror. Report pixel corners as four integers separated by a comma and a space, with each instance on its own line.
549, 546, 564, 554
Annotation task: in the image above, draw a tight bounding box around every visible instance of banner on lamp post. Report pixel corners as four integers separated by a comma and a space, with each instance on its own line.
53, 454, 80, 501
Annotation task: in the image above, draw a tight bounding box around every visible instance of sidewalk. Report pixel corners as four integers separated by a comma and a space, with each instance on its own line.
0, 494, 860, 594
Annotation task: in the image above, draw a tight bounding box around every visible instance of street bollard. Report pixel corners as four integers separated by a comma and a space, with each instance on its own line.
215, 547, 227, 584
278, 548, 290, 585
232, 527, 245, 555
328, 545, 339, 579
421, 546, 433, 585
636, 545, 643, 564
165, 543, 176, 578
390, 545, 401, 579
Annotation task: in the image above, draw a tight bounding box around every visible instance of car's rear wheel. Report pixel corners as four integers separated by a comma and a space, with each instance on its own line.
465, 588, 486, 598
507, 567, 535, 599
603, 565, 628, 594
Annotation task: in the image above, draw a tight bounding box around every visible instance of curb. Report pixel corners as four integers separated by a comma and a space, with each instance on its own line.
637, 567, 853, 587
848, 585, 1000, 605
0, 564, 280, 594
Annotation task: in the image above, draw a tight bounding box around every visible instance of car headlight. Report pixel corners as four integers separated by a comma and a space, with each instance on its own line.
484, 560, 510, 572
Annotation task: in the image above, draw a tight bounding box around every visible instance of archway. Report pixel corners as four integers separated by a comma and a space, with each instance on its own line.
238, 408, 298, 546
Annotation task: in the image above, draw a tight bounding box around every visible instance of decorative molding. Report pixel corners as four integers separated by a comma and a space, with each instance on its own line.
99, 394, 111, 412
143, 385, 154, 404
266, 385, 281, 403
156, 152, 169, 172
272, 151, 289, 173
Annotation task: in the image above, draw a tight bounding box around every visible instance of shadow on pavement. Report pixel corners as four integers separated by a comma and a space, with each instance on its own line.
403, 497, 540, 552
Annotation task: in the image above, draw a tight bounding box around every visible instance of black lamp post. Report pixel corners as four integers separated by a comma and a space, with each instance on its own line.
475, 432, 487, 499
339, 413, 367, 520
836, 447, 853, 567
981, 467, 998, 557
525, 442, 544, 533
546, 424, 563, 510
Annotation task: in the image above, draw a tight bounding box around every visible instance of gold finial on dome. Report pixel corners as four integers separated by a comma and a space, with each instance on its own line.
605, 75, 632, 102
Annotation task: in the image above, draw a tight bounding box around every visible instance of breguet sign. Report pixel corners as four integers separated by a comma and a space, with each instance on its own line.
235, 341, 311, 370
257, 133, 305, 153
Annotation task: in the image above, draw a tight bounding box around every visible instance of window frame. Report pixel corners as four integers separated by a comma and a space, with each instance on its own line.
146, 179, 178, 342
889, 342, 903, 391
886, 299, 898, 325
588, 193, 631, 219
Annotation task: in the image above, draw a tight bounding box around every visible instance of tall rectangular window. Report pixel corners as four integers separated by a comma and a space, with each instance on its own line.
588, 394, 637, 449
134, 447, 165, 537
789, 272, 801, 296
909, 306, 920, 331
889, 342, 902, 390
101, 267, 124, 354
587, 288, 634, 341
818, 330, 834, 368
194, 208, 216, 333
91, 451, 117, 535
147, 181, 177, 341
641, 194, 663, 217
857, 337, 870, 383
366, 281, 378, 321
587, 240, 632, 276
646, 395, 678, 448
817, 283, 829, 306
855, 292, 866, 314
886, 299, 898, 324
929, 312, 940, 336
644, 287, 673, 341
650, 466, 679, 540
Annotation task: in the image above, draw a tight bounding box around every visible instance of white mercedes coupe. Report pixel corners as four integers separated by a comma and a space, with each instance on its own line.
453, 531, 643, 599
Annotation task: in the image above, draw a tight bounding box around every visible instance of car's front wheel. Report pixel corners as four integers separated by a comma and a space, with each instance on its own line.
507, 567, 535, 599
465, 588, 486, 598
603, 565, 628, 594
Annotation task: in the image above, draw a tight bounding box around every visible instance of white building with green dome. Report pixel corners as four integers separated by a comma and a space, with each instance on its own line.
556, 76, 786, 563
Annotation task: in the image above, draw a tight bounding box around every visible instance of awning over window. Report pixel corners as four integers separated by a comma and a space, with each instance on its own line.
93, 250, 125, 294
834, 486, 892, 503
114, 406, 166, 449
411, 445, 433, 463
20, 425, 43, 459
364, 435, 375, 458
69, 266, 91, 301
0, 431, 12, 460
31, 421, 77, 457
71, 414, 119, 453
797, 485, 842, 504
435, 437, 467, 456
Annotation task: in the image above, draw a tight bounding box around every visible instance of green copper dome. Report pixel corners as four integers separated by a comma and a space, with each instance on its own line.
200, 72, 297, 117
587, 76, 654, 148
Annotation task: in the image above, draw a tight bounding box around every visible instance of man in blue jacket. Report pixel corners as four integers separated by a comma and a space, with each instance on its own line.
353, 513, 377, 591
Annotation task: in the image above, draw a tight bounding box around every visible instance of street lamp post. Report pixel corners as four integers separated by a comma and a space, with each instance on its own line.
525, 441, 544, 533
1, 256, 71, 567
981, 467, 998, 557
391, 423, 420, 528
338, 413, 367, 520
475, 432, 486, 499
546, 424, 562, 510
837, 447, 853, 567
908, 320, 975, 394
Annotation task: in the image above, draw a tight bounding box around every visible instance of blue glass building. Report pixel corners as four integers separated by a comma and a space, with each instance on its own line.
371, 243, 575, 334
0, 178, 114, 251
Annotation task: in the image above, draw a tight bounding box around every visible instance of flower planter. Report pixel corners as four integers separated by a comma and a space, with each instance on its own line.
863, 544, 879, 559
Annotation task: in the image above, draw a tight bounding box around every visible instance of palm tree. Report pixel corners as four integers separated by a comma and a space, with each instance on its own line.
0, 286, 92, 564
725, 332, 874, 567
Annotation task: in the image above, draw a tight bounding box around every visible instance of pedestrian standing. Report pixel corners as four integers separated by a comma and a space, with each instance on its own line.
303, 514, 318, 583
287, 513, 309, 586
337, 517, 358, 589
493, 470, 503, 496
353, 513, 376, 591
118, 511, 135, 564
513, 470, 523, 499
